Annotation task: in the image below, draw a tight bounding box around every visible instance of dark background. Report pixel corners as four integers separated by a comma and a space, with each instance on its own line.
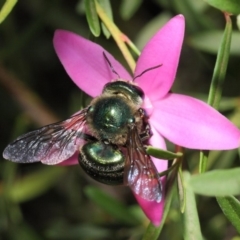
0, 0, 240, 239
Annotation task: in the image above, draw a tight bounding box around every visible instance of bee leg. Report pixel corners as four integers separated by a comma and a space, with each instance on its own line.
78, 132, 97, 142
139, 123, 152, 142
136, 108, 152, 142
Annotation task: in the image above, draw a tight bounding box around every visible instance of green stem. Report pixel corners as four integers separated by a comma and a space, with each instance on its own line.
95, 0, 136, 73
122, 34, 141, 56
199, 150, 208, 174
159, 160, 180, 177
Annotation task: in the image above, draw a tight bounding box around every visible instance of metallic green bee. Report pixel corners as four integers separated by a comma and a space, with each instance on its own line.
3, 53, 162, 203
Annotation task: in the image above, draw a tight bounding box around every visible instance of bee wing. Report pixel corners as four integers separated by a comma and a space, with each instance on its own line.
125, 124, 162, 203
3, 108, 88, 165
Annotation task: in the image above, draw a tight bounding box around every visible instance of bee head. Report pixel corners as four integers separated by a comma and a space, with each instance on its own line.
102, 81, 144, 106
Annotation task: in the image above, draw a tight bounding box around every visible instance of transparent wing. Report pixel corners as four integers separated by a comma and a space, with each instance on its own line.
125, 124, 162, 203
3, 108, 88, 165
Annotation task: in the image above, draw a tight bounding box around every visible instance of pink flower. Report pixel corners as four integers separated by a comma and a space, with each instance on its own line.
53, 15, 240, 226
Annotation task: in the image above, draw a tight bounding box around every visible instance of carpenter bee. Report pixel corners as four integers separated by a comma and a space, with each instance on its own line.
3, 53, 162, 203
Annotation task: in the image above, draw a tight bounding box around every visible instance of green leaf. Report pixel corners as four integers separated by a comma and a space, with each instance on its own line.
84, 0, 100, 37
189, 31, 240, 56
98, 0, 112, 38
190, 168, 240, 196
85, 186, 140, 225
0, 0, 18, 24
5, 167, 67, 203
183, 171, 203, 240
204, 0, 240, 15
208, 14, 232, 109
146, 146, 183, 160
120, 0, 143, 20
217, 196, 240, 234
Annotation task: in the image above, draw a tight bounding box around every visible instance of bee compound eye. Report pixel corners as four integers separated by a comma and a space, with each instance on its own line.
79, 142, 124, 185
103, 81, 144, 105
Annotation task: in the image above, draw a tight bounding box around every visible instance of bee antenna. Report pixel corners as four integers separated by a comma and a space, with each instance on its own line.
103, 52, 120, 79
133, 64, 162, 81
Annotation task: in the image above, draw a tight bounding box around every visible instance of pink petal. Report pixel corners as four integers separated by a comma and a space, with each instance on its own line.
151, 93, 240, 150
149, 126, 168, 173
134, 180, 165, 226
134, 15, 185, 101
53, 30, 131, 97
134, 127, 167, 226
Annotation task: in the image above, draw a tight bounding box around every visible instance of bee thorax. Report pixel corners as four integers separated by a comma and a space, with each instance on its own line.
86, 95, 141, 145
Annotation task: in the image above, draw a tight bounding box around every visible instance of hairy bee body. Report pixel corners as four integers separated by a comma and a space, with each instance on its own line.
79, 80, 146, 184
3, 77, 162, 203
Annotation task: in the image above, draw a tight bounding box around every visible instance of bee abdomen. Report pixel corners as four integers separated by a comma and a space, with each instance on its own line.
79, 142, 124, 185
